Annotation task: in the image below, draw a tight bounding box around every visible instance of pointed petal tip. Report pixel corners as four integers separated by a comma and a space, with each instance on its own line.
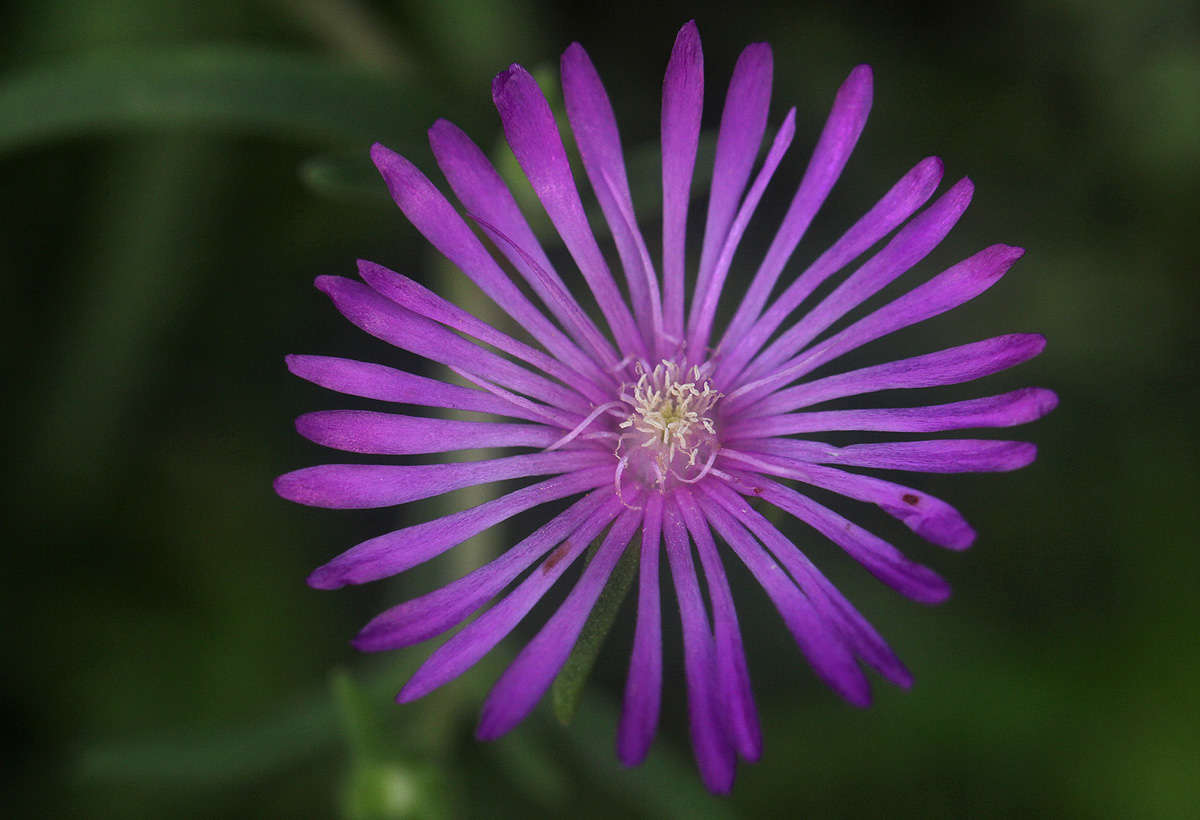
306, 565, 345, 590
369, 141, 399, 170
1038, 388, 1059, 414
671, 20, 701, 55
890, 663, 915, 690
491, 63, 530, 97
394, 682, 422, 704
273, 470, 308, 504
474, 715, 504, 742
846, 64, 874, 93
313, 274, 342, 295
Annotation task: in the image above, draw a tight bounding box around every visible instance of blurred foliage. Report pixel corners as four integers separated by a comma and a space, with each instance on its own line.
2, 0, 1198, 818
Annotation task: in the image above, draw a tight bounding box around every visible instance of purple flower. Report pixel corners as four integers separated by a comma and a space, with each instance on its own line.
276, 21, 1055, 793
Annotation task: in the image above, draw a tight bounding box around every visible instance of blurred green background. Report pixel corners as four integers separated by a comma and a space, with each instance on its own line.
4, 0, 1197, 817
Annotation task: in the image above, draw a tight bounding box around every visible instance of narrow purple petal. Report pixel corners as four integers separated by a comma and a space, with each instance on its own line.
295, 410, 565, 455
354, 490, 611, 651
492, 65, 646, 356
315, 275, 588, 420
358, 260, 609, 404
716, 65, 877, 381
690, 43, 773, 338
562, 42, 662, 343
475, 505, 644, 739
735, 438, 1037, 474
428, 118, 620, 369
741, 177, 975, 384
687, 108, 797, 359
285, 355, 553, 422
727, 388, 1059, 438
722, 451, 976, 550
617, 493, 663, 766
724, 244, 1025, 413
275, 450, 608, 510
397, 496, 628, 703
663, 497, 736, 794
676, 489, 763, 760
698, 482, 879, 699
306, 465, 614, 588
743, 333, 1047, 417
369, 144, 611, 386
660, 20, 703, 343
725, 470, 951, 603
700, 480, 911, 688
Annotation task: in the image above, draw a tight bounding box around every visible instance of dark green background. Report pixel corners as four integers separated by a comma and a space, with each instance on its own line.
4, 0, 1197, 817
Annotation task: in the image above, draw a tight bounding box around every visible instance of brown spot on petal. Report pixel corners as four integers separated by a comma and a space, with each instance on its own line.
902, 493, 920, 506
543, 542, 571, 573
752, 486, 763, 496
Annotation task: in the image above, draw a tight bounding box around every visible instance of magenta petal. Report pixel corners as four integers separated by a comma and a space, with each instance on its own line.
720, 156, 942, 387
369, 144, 609, 385
315, 275, 588, 420
427, 119, 620, 370
716, 64, 877, 381
730, 472, 951, 603
699, 482, 880, 698
354, 490, 610, 651
306, 465, 614, 588
687, 108, 797, 358
660, 20, 703, 341
562, 42, 662, 343
475, 504, 644, 739
663, 497, 736, 794
617, 493, 664, 766
296, 410, 563, 455
724, 244, 1025, 412
727, 388, 1059, 438
740, 438, 1037, 474
275, 450, 606, 510
492, 64, 646, 356
358, 259, 608, 404
741, 176, 975, 384
397, 496, 627, 702
724, 452, 975, 549
676, 489, 763, 760
285, 355, 552, 422
691, 42, 773, 332
745, 333, 1047, 417
398, 498, 625, 698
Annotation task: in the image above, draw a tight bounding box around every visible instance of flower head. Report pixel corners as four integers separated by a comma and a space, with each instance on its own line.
276, 20, 1055, 793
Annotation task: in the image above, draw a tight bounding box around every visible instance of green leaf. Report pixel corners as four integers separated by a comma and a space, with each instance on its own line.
550, 540, 640, 726
0, 46, 434, 153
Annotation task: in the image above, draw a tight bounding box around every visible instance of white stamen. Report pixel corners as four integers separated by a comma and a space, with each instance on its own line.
544, 401, 625, 451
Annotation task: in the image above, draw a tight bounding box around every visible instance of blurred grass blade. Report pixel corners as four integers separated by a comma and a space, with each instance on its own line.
0, 46, 433, 153
332, 668, 379, 763
551, 541, 640, 726
75, 660, 404, 785
300, 151, 394, 201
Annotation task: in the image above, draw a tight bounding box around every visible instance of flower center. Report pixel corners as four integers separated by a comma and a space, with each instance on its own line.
615, 359, 723, 492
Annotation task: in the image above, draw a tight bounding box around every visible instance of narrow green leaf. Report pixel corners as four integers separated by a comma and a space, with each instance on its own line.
0, 46, 434, 153
550, 540, 641, 726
